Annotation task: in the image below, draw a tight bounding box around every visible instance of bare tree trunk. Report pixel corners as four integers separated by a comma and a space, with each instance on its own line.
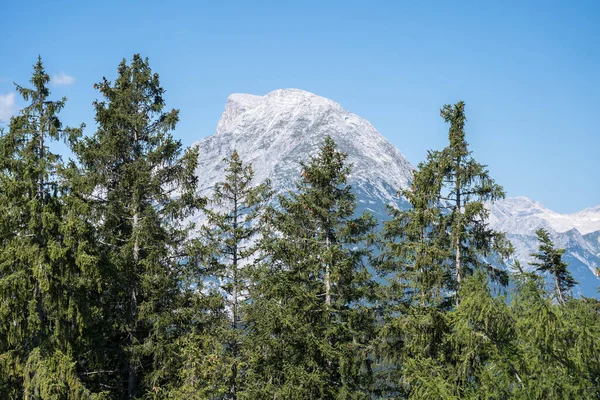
419, 228, 425, 307
556, 275, 565, 305
455, 237, 461, 306
128, 357, 137, 399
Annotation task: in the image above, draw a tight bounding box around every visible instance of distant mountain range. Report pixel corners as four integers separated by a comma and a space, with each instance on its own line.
191, 88, 600, 297
488, 197, 600, 296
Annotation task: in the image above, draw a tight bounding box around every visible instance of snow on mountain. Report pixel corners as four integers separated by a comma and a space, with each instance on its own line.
489, 197, 600, 296
192, 89, 413, 214
569, 206, 600, 234
189, 88, 599, 297
488, 196, 600, 235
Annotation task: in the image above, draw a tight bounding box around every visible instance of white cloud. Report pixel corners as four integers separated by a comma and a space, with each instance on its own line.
0, 92, 17, 123
52, 72, 76, 86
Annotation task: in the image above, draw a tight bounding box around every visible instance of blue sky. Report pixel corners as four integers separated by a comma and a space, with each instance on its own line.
1, 0, 598, 213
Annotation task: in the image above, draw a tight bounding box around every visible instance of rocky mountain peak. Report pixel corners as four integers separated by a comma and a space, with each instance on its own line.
190, 88, 600, 297
193, 89, 413, 205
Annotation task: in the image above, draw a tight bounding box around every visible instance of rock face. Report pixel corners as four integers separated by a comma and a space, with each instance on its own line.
191, 88, 600, 297
192, 88, 414, 216
488, 197, 600, 236
488, 197, 600, 296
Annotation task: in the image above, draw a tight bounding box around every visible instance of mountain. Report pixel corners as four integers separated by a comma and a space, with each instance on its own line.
191, 89, 413, 217
489, 197, 600, 235
488, 197, 600, 296
191, 88, 600, 297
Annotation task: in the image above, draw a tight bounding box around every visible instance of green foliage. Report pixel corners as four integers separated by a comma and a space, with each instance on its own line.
376, 100, 514, 398
1, 58, 599, 400
509, 263, 599, 398
436, 101, 512, 297
375, 151, 452, 397
151, 289, 230, 399
444, 273, 518, 399
170, 151, 273, 398
0, 57, 96, 398
244, 137, 377, 399
73, 54, 201, 397
23, 348, 108, 400
530, 228, 577, 304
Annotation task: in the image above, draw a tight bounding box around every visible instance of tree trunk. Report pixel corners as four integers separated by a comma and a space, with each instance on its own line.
419, 229, 425, 307
128, 129, 141, 399
455, 157, 462, 307
455, 237, 461, 306
325, 233, 331, 307
128, 360, 137, 399
556, 275, 564, 305
34, 119, 45, 347
129, 207, 139, 399
230, 185, 239, 400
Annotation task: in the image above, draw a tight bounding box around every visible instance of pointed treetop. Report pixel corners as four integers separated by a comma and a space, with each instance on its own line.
440, 101, 468, 156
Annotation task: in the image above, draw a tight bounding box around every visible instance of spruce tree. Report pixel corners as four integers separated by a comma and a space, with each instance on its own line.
73, 54, 200, 398
509, 261, 598, 398
377, 101, 513, 397
244, 137, 377, 399
444, 272, 519, 399
530, 228, 577, 305
376, 159, 453, 397
0, 58, 100, 398
172, 151, 273, 398
430, 101, 511, 304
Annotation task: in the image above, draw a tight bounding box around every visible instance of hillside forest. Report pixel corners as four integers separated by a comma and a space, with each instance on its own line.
1, 55, 598, 399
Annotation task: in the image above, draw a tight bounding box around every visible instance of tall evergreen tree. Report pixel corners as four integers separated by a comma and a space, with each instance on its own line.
530, 228, 577, 305
171, 151, 273, 398
429, 101, 511, 304
376, 159, 453, 397
244, 137, 377, 399
0, 58, 100, 398
509, 261, 599, 398
443, 272, 519, 399
377, 101, 513, 397
73, 54, 200, 398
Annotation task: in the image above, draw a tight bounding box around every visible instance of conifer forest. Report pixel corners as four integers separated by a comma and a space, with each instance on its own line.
1, 55, 598, 400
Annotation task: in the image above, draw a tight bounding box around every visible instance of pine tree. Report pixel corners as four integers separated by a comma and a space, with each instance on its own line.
377, 101, 513, 397
376, 157, 453, 397
73, 54, 200, 398
244, 137, 377, 399
431, 101, 511, 304
444, 272, 519, 399
172, 151, 273, 398
561, 296, 600, 394
0, 57, 100, 398
530, 228, 577, 305
509, 261, 598, 398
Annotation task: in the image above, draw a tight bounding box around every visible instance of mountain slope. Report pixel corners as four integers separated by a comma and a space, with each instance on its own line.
488, 197, 600, 296
190, 88, 600, 297
192, 89, 413, 216
489, 197, 600, 235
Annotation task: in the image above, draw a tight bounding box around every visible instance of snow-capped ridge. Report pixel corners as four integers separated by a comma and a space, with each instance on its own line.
490, 196, 600, 235
216, 89, 347, 136
193, 88, 413, 205
261, 88, 345, 112
488, 196, 600, 295
190, 88, 599, 297
216, 93, 262, 134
